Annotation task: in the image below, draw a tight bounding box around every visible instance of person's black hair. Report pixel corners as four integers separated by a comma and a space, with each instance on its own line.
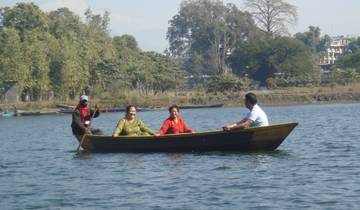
168, 105, 179, 113
245, 92, 257, 105
126, 105, 136, 113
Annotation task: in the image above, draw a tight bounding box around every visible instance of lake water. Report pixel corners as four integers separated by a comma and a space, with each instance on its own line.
0, 103, 359, 209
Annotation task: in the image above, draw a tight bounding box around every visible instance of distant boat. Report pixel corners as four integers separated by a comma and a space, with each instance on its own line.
59, 107, 126, 114
19, 111, 59, 116
98, 107, 155, 112
59, 109, 74, 114
179, 104, 223, 109
56, 104, 75, 109
77, 123, 298, 153
100, 107, 126, 112
1, 112, 14, 118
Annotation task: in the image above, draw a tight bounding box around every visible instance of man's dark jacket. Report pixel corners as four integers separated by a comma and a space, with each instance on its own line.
71, 107, 100, 135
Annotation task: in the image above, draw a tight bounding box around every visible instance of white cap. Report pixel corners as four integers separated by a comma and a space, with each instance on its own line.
80, 95, 89, 102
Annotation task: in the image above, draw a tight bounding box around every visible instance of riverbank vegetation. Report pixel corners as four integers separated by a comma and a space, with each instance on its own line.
1, 1, 360, 110
5, 84, 360, 112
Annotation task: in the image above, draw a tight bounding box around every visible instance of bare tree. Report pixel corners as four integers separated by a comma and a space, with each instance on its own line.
244, 0, 297, 36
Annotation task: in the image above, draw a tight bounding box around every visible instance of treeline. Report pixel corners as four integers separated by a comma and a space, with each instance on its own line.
1, 1, 360, 102
0, 3, 184, 101
167, 0, 360, 89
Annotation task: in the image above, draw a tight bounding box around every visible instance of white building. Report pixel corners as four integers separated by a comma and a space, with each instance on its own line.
320, 36, 350, 65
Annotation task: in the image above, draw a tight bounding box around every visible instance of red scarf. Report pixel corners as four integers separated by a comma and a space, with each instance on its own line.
76, 103, 89, 123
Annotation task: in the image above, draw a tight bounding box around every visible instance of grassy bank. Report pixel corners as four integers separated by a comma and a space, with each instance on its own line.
254, 84, 360, 106
1, 84, 360, 112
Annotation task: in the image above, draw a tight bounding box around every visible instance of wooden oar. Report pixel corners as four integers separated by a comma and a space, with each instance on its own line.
76, 133, 88, 152
76, 106, 98, 152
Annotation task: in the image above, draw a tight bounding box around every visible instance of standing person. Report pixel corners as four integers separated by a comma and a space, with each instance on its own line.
71, 95, 100, 141
157, 105, 193, 136
113, 105, 154, 137
223, 92, 269, 131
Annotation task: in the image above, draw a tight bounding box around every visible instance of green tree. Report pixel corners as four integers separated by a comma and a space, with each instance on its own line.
294, 26, 320, 52
48, 7, 85, 39
0, 2, 188, 102
294, 26, 331, 53
207, 73, 252, 92
83, 9, 116, 90
49, 36, 89, 100
0, 28, 27, 90
348, 37, 360, 53
22, 30, 55, 100
167, 0, 256, 75
229, 37, 319, 86
145, 52, 185, 93
122, 51, 184, 94
318, 34, 331, 53
47, 8, 88, 99
329, 67, 360, 85
1, 3, 49, 40
115, 34, 139, 50
113, 34, 140, 74
336, 50, 360, 72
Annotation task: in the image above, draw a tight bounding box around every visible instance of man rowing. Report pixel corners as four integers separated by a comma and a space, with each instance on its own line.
71, 95, 100, 141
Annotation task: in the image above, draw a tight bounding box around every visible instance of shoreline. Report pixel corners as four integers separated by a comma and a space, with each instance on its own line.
1, 85, 360, 114
1, 100, 359, 116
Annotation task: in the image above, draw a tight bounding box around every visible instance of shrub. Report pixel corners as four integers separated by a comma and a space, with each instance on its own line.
207, 74, 253, 92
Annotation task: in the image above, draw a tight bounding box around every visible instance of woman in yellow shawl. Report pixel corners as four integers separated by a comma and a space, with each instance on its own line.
113, 105, 154, 137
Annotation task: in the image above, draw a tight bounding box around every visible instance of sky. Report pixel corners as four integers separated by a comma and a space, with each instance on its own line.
2, 0, 360, 52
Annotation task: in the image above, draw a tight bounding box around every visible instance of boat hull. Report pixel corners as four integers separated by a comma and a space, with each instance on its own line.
79, 123, 298, 153
1, 112, 14, 118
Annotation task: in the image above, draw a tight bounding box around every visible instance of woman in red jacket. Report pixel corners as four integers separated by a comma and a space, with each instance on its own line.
157, 105, 193, 135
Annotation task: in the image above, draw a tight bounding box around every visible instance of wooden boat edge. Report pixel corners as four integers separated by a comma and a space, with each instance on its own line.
84, 122, 298, 141
79, 122, 298, 152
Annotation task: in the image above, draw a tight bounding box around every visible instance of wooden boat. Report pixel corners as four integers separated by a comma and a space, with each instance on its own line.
78, 123, 298, 153
1, 112, 14, 118
59, 109, 74, 114
56, 104, 75, 109
19, 111, 59, 116
100, 107, 156, 112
